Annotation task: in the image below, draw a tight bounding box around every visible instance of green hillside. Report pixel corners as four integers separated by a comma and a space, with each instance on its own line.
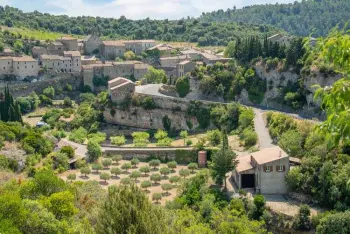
200, 0, 350, 37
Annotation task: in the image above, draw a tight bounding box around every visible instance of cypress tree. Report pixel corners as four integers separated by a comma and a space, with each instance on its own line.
0, 86, 22, 123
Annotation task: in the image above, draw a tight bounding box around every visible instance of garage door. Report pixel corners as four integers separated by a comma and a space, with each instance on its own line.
241, 174, 255, 188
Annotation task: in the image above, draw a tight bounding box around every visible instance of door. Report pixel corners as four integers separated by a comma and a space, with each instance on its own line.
241, 174, 255, 188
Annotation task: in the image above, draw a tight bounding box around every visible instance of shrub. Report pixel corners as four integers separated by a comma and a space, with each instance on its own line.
112, 155, 123, 165
110, 135, 126, 146
132, 132, 150, 147
167, 161, 177, 171
152, 193, 162, 203
63, 97, 73, 107
149, 159, 161, 170
155, 129, 172, 146
150, 173, 162, 183
110, 167, 122, 177
87, 140, 102, 162
140, 96, 156, 110
139, 166, 151, 175
43, 86, 55, 98
292, 205, 312, 231
141, 180, 152, 191
206, 129, 222, 146
186, 139, 193, 146
241, 127, 258, 147
69, 127, 87, 144
176, 76, 190, 97
131, 158, 140, 168
60, 146, 75, 159
187, 163, 198, 173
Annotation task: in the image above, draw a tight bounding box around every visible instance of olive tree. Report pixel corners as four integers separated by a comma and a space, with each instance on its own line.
102, 159, 112, 169
150, 173, 162, 184
161, 183, 173, 195
110, 167, 122, 178
169, 175, 180, 185
159, 167, 171, 178
152, 193, 162, 204
92, 163, 103, 174
141, 180, 152, 192
80, 166, 91, 178
131, 158, 140, 168
67, 174, 76, 182
139, 166, 151, 176
187, 163, 198, 173
100, 172, 111, 184
112, 155, 123, 165
179, 169, 190, 178
149, 159, 161, 170
121, 163, 132, 173
130, 171, 142, 182
167, 161, 177, 172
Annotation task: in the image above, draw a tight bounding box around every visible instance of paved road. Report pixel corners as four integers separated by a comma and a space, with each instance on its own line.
253, 109, 274, 149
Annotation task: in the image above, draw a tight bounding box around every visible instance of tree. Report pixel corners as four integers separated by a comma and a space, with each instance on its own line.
278, 130, 303, 157
60, 146, 75, 159
102, 159, 112, 169
139, 166, 151, 176
41, 190, 77, 220
179, 169, 190, 178
80, 166, 91, 178
161, 183, 173, 195
96, 185, 167, 234
63, 97, 73, 107
69, 127, 87, 144
0, 86, 23, 123
169, 175, 180, 185
131, 158, 140, 168
145, 66, 167, 84
149, 159, 161, 170
162, 115, 172, 132
43, 86, 55, 98
209, 133, 237, 189
110, 135, 126, 146
206, 130, 222, 146
132, 132, 150, 147
67, 174, 76, 182
87, 140, 102, 162
176, 76, 190, 97
92, 163, 103, 173
152, 193, 162, 204
130, 171, 142, 181
112, 154, 123, 165
100, 172, 111, 183
159, 167, 171, 178
120, 177, 132, 185
250, 194, 266, 220
187, 163, 198, 173
141, 180, 152, 191
121, 162, 132, 172
150, 173, 162, 184
167, 161, 177, 172
293, 205, 312, 231
110, 167, 122, 178
124, 51, 136, 60
13, 40, 23, 52
180, 130, 188, 146
316, 211, 350, 234
154, 129, 172, 146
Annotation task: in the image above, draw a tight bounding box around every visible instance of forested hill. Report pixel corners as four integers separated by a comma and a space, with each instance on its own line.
0, 6, 279, 46
200, 0, 350, 37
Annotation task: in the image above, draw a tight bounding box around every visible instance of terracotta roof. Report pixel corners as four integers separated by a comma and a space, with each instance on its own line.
251, 146, 288, 165
235, 155, 254, 173
12, 56, 37, 62
103, 41, 125, 46
64, 51, 81, 57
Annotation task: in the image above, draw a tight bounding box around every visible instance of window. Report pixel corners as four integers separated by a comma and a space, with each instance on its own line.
264, 165, 272, 173
276, 165, 285, 172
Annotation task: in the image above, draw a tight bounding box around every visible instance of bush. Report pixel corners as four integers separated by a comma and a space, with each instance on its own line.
110, 135, 126, 146
176, 76, 190, 97
132, 132, 150, 147
293, 205, 312, 231
141, 97, 156, 110
69, 127, 87, 144
63, 97, 73, 107
206, 129, 222, 146
60, 146, 75, 159
241, 127, 258, 147
43, 86, 55, 98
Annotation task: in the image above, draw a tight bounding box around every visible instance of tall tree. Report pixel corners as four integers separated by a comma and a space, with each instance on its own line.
0, 86, 22, 123
209, 132, 237, 190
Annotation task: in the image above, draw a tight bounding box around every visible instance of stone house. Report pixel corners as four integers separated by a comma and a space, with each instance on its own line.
146, 43, 173, 57
63, 51, 81, 73
81, 55, 97, 65
267, 34, 291, 46
232, 146, 289, 194
108, 77, 135, 103
12, 56, 39, 79
56, 37, 78, 51
47, 42, 65, 55
84, 33, 103, 55
102, 41, 126, 59
180, 49, 202, 61
123, 40, 156, 55
134, 63, 149, 80
159, 55, 190, 68
201, 53, 232, 65
0, 57, 14, 76
40, 54, 72, 72
32, 46, 47, 58
176, 60, 195, 77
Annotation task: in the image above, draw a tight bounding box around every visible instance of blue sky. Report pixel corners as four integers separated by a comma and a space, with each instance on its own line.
0, 0, 299, 19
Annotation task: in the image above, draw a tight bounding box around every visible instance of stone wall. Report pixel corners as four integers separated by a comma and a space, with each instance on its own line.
0, 74, 82, 97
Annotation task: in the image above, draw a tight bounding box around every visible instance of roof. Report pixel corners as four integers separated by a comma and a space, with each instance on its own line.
181, 49, 201, 55
123, 40, 155, 43
57, 37, 76, 40
81, 55, 97, 61
179, 60, 192, 65
103, 41, 125, 46
235, 155, 254, 173
251, 146, 288, 165
109, 77, 135, 90
64, 51, 81, 57
0, 57, 13, 60
147, 43, 173, 51
13, 56, 37, 62
160, 55, 189, 61
51, 42, 64, 46
134, 63, 149, 69
32, 46, 46, 51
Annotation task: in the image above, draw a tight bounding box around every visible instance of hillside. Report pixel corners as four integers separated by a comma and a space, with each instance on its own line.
0, 6, 280, 46
200, 0, 350, 37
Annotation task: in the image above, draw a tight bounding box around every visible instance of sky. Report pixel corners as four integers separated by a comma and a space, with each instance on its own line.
0, 0, 299, 20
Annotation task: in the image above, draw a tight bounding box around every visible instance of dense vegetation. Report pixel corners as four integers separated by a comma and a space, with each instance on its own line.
200, 0, 350, 37
0, 6, 279, 46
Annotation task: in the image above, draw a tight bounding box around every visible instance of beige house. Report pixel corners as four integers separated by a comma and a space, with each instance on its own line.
232, 146, 290, 194
12, 56, 39, 79
108, 77, 135, 103
176, 60, 195, 77
102, 41, 126, 59
32, 46, 48, 58
63, 51, 81, 73
56, 37, 78, 51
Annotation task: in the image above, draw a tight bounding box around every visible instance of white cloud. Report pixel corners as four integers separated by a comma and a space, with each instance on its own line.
5, 0, 299, 19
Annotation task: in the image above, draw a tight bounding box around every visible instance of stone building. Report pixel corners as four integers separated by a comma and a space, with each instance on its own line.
63, 51, 81, 73
232, 146, 290, 194
200, 53, 232, 65
81, 55, 97, 65
180, 49, 202, 61
102, 41, 126, 59
47, 42, 65, 55
146, 43, 173, 57
12, 56, 39, 79
84, 33, 103, 55
40, 54, 72, 73
159, 55, 190, 67
176, 60, 195, 77
123, 40, 156, 55
56, 37, 78, 51
0, 57, 14, 76
267, 34, 292, 46
32, 46, 47, 58
82, 61, 149, 90
108, 77, 135, 103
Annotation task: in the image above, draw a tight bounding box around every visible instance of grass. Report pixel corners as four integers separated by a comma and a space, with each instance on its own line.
1, 26, 80, 41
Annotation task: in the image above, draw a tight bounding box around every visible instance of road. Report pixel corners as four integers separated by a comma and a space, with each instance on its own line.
253, 109, 274, 149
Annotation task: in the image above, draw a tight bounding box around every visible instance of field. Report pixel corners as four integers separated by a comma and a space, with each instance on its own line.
1, 26, 79, 40
61, 159, 197, 205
